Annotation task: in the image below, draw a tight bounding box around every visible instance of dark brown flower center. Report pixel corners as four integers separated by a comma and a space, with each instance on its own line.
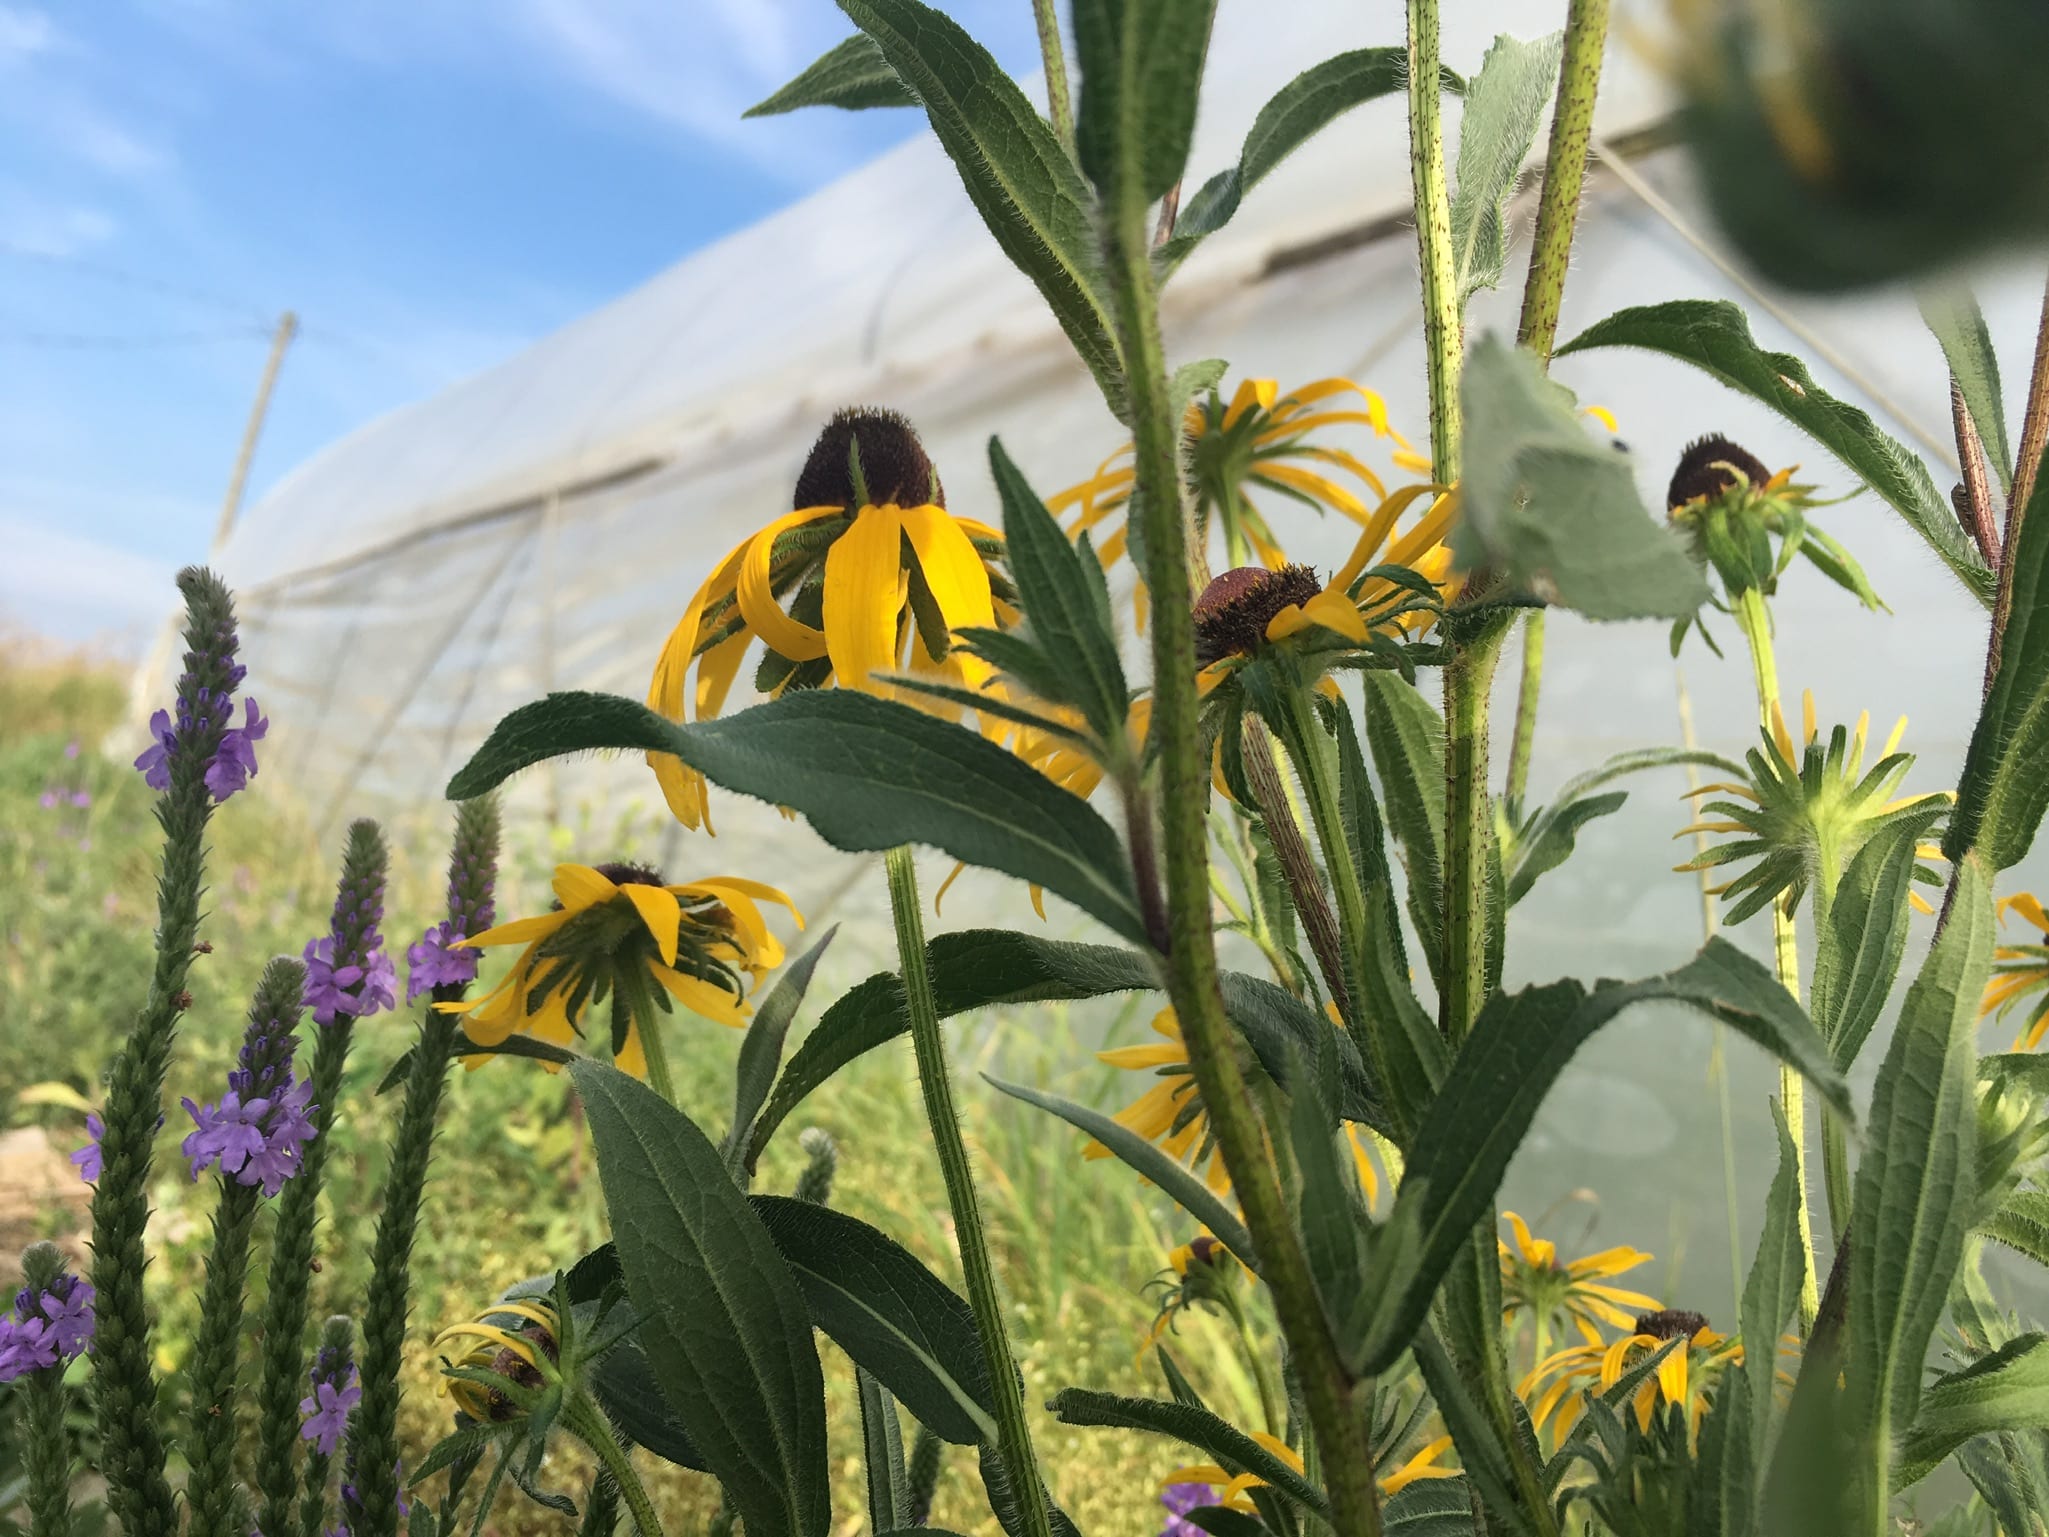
593, 861, 665, 888
1667, 435, 1772, 511
1192, 564, 1322, 665
1634, 1308, 1709, 1342
1187, 1234, 1222, 1267
795, 406, 943, 510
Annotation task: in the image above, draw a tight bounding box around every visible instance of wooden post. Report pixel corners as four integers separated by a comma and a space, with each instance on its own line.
211, 310, 297, 552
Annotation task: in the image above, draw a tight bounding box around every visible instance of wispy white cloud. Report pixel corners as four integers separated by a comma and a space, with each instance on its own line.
0, 5, 53, 59
0, 193, 116, 255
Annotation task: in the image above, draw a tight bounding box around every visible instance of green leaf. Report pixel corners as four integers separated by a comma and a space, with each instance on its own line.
1360, 671, 1447, 990
856, 1369, 911, 1537
837, 0, 1121, 402
1163, 49, 1457, 270
1557, 299, 1995, 604
450, 690, 1148, 945
446, 690, 676, 800
1688, 1366, 1757, 1537
1412, 1329, 1539, 1537
1894, 1334, 2049, 1488
988, 436, 1128, 741
1448, 32, 1563, 314
1048, 1389, 1327, 1514
1809, 809, 1944, 1070
1981, 1188, 2049, 1268
976, 1446, 1084, 1537
744, 34, 917, 116
724, 929, 836, 1175
750, 930, 1387, 1159
1847, 854, 1994, 1483
1359, 938, 1848, 1374
1456, 333, 1710, 621
1072, 0, 1218, 202
1739, 1101, 1803, 1491
569, 1061, 829, 1537
1169, 358, 1229, 421
1286, 1036, 1375, 1358
1505, 790, 1626, 906
1948, 449, 2049, 868
985, 1074, 1259, 1273
1921, 288, 2014, 489
750, 1196, 997, 1447
1384, 1478, 1476, 1534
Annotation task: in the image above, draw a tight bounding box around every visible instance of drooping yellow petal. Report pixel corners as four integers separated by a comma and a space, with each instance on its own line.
1222, 377, 1278, 430
1266, 588, 1371, 645
2001, 892, 2049, 931
455, 911, 573, 950
822, 502, 908, 694
1379, 1435, 1456, 1495
650, 962, 750, 1028
694, 629, 752, 720
620, 883, 682, 966
901, 502, 998, 632
1254, 462, 1370, 521
736, 506, 842, 663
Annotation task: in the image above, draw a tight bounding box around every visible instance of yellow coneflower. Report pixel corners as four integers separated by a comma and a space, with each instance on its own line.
645, 408, 1008, 829
434, 1298, 560, 1422
1521, 1309, 1744, 1442
437, 861, 799, 1076
1088, 1009, 1381, 1201
1676, 690, 1947, 924
1499, 1211, 1662, 1350
1166, 1425, 1455, 1508
1985, 893, 2049, 1049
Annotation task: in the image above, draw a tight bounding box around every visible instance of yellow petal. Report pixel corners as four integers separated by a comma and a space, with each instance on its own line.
1255, 462, 1370, 520
1222, 377, 1277, 430
650, 962, 750, 1028
822, 502, 907, 694
737, 506, 842, 662
553, 863, 620, 913
620, 883, 682, 966
456, 912, 572, 950
900, 503, 996, 632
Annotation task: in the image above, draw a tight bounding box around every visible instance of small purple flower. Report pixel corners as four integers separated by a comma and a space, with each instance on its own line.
134, 708, 176, 791
71, 789, 91, 809
303, 934, 395, 1026
64, 739, 79, 759
1160, 1482, 1213, 1537
71, 1112, 103, 1184
405, 921, 477, 1002
0, 1270, 94, 1383
38, 788, 59, 810
183, 1080, 317, 1197
204, 697, 268, 801
300, 1362, 361, 1458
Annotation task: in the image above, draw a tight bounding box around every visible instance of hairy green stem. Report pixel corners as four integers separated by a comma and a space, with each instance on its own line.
1027, 0, 1075, 154
1104, 164, 1382, 1537
1504, 613, 1544, 813
1731, 585, 1821, 1327
183, 1179, 263, 1535
1516, 0, 1610, 365
566, 1396, 665, 1537
23, 1361, 75, 1537
91, 570, 243, 1537
1441, 621, 1508, 1043
1406, 0, 1461, 483
884, 845, 1054, 1537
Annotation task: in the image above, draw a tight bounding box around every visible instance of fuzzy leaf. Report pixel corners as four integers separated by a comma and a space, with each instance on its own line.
1919, 287, 2012, 489
838, 0, 1121, 401
1071, 0, 1217, 202
1456, 333, 1709, 620
1448, 32, 1563, 313
1048, 1389, 1326, 1513
570, 1061, 829, 1537
724, 929, 836, 1175
1894, 1334, 2049, 1489
1948, 446, 2049, 868
1558, 299, 1994, 604
752, 1196, 996, 1446
745, 34, 917, 116
1809, 810, 1943, 1070
1360, 672, 1447, 990
1506, 790, 1626, 906
857, 1370, 911, 1535
1358, 939, 1848, 1374
1846, 854, 1993, 1490
1740, 1101, 1803, 1490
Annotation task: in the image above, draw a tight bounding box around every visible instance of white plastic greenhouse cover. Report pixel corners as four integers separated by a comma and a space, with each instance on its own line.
183, 0, 2032, 939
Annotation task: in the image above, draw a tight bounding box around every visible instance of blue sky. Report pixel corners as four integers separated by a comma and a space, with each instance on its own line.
0, 0, 1040, 649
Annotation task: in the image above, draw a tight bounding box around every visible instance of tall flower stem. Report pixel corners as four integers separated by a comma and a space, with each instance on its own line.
1027, 0, 1074, 154
1505, 614, 1545, 812
1103, 153, 1383, 1537
254, 821, 390, 1537
182, 1179, 263, 1534
90, 567, 243, 1537
23, 1358, 74, 1537
348, 798, 499, 1537
564, 1395, 666, 1537
1407, 0, 1461, 485
883, 845, 1053, 1537
1730, 585, 1821, 1326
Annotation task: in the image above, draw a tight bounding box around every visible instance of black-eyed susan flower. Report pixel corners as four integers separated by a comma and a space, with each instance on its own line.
435, 1297, 561, 1424
1499, 1212, 1662, 1351
1165, 1425, 1455, 1510
1985, 893, 2049, 1049
1664, 433, 1879, 610
1053, 376, 1433, 581
645, 407, 1009, 828
1090, 1009, 1381, 1201
1676, 690, 1947, 924
438, 861, 799, 1077
1522, 1309, 1744, 1442
1142, 1234, 1252, 1350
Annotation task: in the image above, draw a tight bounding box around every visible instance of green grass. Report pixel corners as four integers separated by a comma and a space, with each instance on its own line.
0, 644, 1251, 1536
